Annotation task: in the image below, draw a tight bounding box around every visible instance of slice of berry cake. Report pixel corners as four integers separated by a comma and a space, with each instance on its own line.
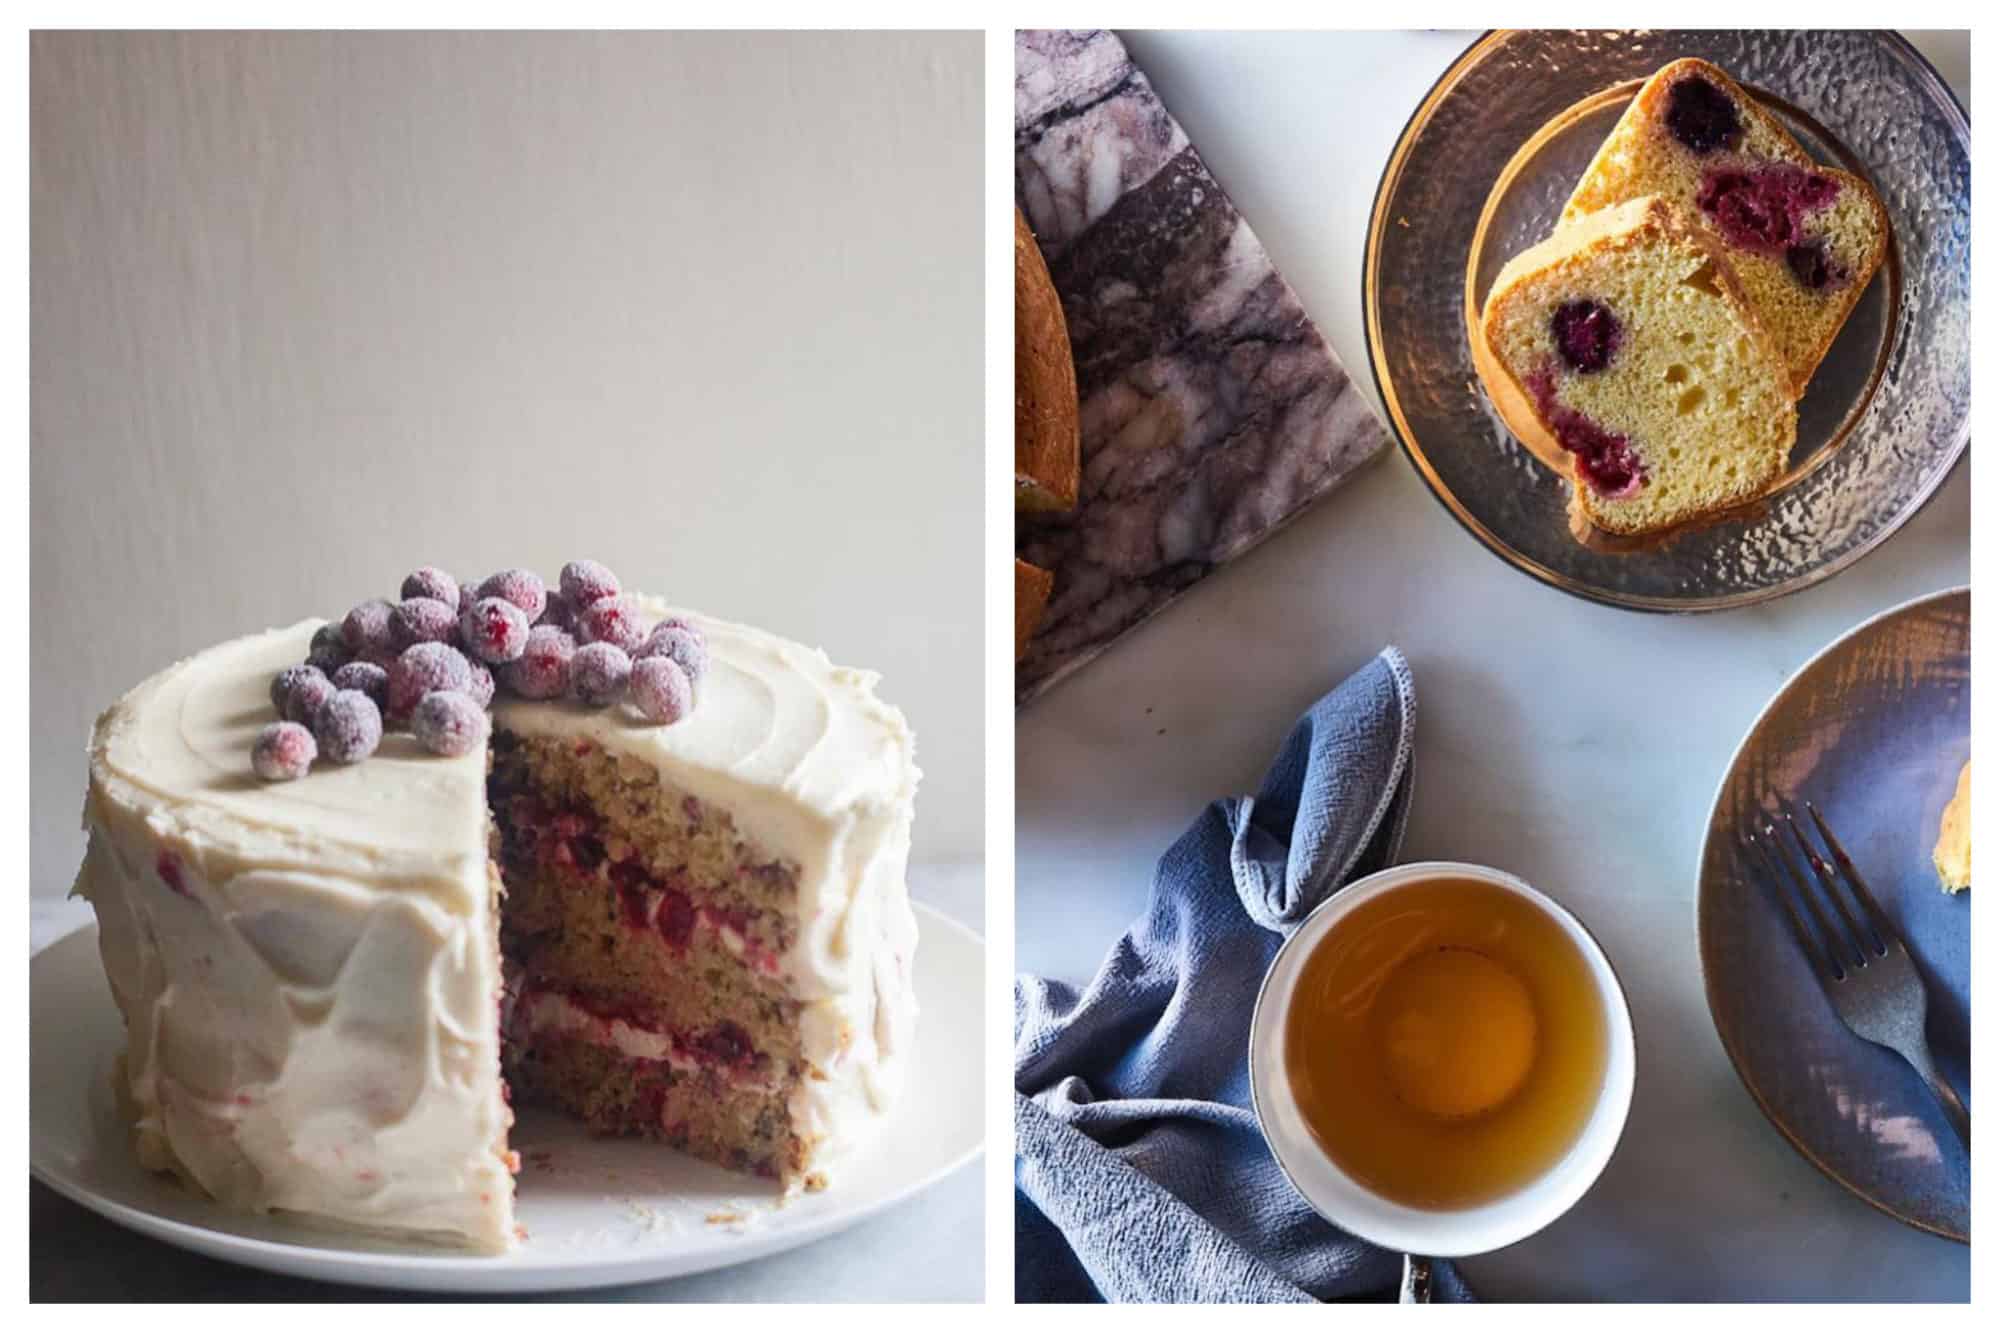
1562, 59, 1890, 397
1480, 195, 1797, 535
72, 562, 918, 1251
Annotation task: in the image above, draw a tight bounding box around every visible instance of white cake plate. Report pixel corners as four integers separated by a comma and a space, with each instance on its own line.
30, 903, 984, 1294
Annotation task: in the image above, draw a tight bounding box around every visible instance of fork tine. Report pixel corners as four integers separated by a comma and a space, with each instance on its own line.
1762, 812, 1860, 973
1805, 801, 1897, 957
1745, 830, 1839, 981
1776, 800, 1873, 968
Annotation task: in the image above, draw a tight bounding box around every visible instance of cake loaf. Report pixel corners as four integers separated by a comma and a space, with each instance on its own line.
1562, 58, 1890, 397
1481, 195, 1797, 535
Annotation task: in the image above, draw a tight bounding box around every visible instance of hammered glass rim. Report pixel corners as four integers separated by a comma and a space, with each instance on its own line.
1364, 30, 1969, 614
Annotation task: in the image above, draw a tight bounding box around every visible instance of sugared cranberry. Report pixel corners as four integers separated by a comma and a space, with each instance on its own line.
629, 656, 693, 724
571, 642, 632, 705
270, 664, 326, 714
502, 626, 575, 700
400, 566, 460, 607
1550, 300, 1621, 374
1665, 75, 1741, 155
466, 660, 496, 709
559, 560, 620, 610
252, 721, 317, 780
461, 596, 530, 664
477, 569, 547, 623
391, 596, 459, 649
1785, 238, 1842, 291
283, 670, 338, 726
411, 690, 489, 757
577, 596, 648, 654
307, 623, 352, 674
341, 598, 396, 657
331, 660, 389, 709
314, 689, 383, 763
387, 642, 474, 719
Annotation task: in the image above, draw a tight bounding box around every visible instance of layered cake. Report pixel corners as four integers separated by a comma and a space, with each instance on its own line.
1562, 59, 1890, 397
72, 564, 919, 1251
1480, 195, 1797, 534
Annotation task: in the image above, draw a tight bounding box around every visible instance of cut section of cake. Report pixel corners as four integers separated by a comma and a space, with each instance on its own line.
72, 586, 918, 1251
1480, 195, 1797, 535
1561, 58, 1891, 397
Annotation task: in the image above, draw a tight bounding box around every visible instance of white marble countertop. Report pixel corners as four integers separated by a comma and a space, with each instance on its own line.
1017, 30, 1969, 1302
30, 863, 983, 1303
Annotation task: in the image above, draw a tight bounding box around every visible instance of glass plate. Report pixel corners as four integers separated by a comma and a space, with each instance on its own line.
1364, 30, 1968, 611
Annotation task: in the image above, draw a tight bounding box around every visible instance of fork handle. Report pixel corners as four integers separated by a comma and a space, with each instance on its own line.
1901, 1042, 1971, 1149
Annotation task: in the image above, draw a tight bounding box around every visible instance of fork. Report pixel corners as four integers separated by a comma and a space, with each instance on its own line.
1746, 798, 1970, 1149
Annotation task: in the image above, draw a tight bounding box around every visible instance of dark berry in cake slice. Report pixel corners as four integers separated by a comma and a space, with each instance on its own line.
1664, 74, 1741, 155
1549, 300, 1621, 374
1695, 165, 1841, 257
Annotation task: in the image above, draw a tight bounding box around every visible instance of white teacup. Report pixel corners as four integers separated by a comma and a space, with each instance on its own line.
1248, 861, 1635, 1257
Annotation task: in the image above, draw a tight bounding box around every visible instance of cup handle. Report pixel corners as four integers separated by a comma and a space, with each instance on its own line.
1399, 1254, 1433, 1303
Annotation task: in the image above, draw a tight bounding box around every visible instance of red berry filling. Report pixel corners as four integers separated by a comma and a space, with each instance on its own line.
1550, 300, 1621, 373
1696, 165, 1842, 281
1526, 368, 1646, 499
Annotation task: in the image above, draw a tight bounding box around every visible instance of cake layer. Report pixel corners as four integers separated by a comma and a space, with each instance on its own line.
493, 606, 921, 1161
504, 1020, 808, 1176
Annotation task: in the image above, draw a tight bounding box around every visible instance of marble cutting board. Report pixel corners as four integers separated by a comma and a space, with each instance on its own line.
1014, 28, 1391, 705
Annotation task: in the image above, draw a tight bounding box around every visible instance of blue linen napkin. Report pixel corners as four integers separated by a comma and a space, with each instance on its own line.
1015, 647, 1474, 1303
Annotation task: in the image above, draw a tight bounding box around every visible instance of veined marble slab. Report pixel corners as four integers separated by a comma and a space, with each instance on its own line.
1014, 29, 1391, 705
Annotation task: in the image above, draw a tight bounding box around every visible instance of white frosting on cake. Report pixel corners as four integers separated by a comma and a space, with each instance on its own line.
73, 599, 919, 1251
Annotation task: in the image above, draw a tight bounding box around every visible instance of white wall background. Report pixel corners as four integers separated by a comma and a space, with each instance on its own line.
30, 30, 984, 895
